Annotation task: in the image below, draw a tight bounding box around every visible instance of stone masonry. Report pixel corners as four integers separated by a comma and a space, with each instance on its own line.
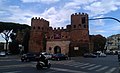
29, 12, 90, 56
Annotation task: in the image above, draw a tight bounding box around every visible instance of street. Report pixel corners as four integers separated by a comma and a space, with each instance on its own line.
0, 55, 119, 73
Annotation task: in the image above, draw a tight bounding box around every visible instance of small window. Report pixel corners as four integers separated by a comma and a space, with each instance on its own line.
51, 36, 53, 39
48, 36, 50, 39
82, 17, 86, 24
42, 27, 44, 30
83, 25, 86, 28
33, 27, 35, 29
73, 25, 76, 28
38, 27, 40, 29
66, 36, 68, 38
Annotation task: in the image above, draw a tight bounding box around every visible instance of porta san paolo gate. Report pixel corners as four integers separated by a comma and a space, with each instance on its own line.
29, 12, 90, 56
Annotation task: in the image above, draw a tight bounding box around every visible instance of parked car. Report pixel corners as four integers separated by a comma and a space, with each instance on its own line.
52, 53, 68, 61
21, 53, 38, 62
98, 53, 107, 57
83, 53, 97, 58
93, 52, 107, 57
0, 51, 6, 57
41, 52, 52, 59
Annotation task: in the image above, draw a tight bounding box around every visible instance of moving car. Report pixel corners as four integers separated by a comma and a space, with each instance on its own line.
83, 53, 97, 58
52, 53, 68, 61
21, 53, 37, 62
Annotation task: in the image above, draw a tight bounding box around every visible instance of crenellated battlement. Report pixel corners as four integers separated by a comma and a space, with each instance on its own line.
31, 17, 49, 27
31, 17, 48, 22
71, 12, 88, 16
29, 12, 90, 55
53, 27, 64, 31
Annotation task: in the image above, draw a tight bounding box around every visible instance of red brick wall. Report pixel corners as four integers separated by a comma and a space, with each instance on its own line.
29, 13, 90, 55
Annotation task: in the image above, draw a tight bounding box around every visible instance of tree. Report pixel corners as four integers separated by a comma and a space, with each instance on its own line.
1, 30, 12, 52
42, 32, 47, 52
90, 34, 106, 52
0, 22, 13, 53
10, 25, 30, 54
0, 22, 30, 54
21, 28, 30, 53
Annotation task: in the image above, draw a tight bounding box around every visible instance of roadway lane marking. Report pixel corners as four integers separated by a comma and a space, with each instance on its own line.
66, 62, 83, 66
50, 60, 74, 64
96, 66, 109, 72
51, 67, 88, 73
88, 65, 102, 70
74, 63, 90, 67
3, 71, 21, 73
81, 64, 96, 69
105, 67, 117, 73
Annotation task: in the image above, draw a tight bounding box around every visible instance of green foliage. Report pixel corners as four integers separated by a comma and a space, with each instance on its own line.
0, 21, 31, 54
90, 34, 106, 52
9, 41, 19, 54
22, 28, 30, 53
0, 22, 30, 33
42, 32, 47, 51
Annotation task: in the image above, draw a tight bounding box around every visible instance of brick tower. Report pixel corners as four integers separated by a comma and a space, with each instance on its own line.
29, 17, 49, 53
69, 13, 89, 56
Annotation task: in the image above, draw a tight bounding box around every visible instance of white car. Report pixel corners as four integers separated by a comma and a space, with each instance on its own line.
0, 51, 6, 57
99, 53, 106, 57
41, 52, 52, 59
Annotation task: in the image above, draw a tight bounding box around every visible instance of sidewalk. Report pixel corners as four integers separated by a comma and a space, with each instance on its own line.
0, 55, 20, 59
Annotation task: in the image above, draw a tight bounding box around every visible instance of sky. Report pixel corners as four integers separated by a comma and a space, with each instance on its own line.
0, 0, 120, 42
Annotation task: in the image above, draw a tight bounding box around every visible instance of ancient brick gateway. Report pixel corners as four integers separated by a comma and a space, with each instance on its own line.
29, 12, 90, 56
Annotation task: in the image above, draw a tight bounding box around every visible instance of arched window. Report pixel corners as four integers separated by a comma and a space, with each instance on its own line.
42, 27, 44, 30
82, 17, 86, 24
33, 27, 35, 29
79, 24, 81, 27
38, 27, 40, 29
83, 25, 86, 28
66, 36, 68, 38
73, 25, 76, 28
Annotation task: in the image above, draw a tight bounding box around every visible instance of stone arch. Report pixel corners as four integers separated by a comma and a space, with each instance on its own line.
54, 46, 61, 54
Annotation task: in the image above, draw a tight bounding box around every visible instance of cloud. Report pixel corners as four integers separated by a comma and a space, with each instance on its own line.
38, 0, 97, 28
21, 0, 59, 4
64, 0, 96, 10
95, 30, 106, 33
90, 28, 106, 35
0, 0, 120, 37
90, 15, 105, 26
110, 25, 120, 31
0, 5, 35, 25
84, 0, 120, 17
39, 7, 73, 28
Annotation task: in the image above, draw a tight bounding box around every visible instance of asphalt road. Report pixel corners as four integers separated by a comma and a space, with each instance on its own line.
0, 55, 119, 73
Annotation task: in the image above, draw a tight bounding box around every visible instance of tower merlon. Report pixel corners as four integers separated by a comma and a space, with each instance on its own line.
71, 12, 88, 16
31, 17, 48, 21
